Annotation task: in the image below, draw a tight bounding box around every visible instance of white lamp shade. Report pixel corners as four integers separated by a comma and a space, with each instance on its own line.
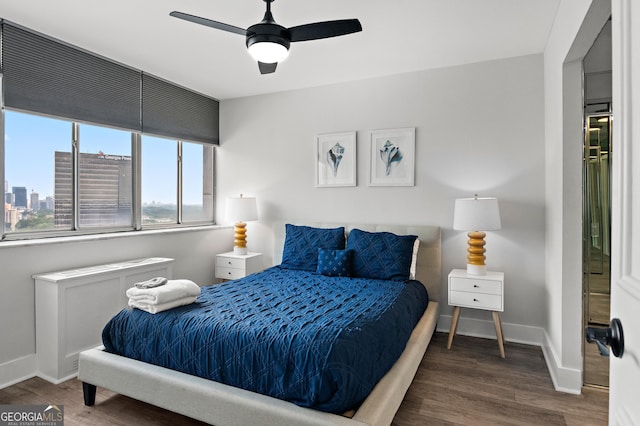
226, 196, 258, 222
453, 197, 501, 231
248, 42, 289, 64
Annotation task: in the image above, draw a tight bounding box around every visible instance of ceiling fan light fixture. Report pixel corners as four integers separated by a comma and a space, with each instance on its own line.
171, 0, 362, 74
247, 40, 289, 64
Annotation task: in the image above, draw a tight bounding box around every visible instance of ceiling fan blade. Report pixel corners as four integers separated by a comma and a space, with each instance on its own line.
258, 62, 278, 74
289, 19, 362, 42
170, 11, 247, 36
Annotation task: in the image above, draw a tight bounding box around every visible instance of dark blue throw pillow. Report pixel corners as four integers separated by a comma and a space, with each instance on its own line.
346, 229, 418, 281
316, 249, 353, 277
280, 224, 346, 272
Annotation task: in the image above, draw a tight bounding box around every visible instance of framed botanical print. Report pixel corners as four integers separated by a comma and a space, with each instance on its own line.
315, 131, 356, 187
369, 128, 415, 186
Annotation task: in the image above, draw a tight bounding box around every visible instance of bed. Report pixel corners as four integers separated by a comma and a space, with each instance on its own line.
78, 223, 441, 426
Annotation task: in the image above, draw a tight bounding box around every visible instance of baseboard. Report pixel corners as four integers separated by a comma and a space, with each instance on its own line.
437, 314, 582, 395
0, 354, 37, 389
541, 330, 582, 394
36, 371, 77, 385
437, 313, 544, 346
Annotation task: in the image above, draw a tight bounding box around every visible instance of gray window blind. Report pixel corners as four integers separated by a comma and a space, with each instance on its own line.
142, 74, 219, 145
1, 21, 219, 145
2, 23, 141, 131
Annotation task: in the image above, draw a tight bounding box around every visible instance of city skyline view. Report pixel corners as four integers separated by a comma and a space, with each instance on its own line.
4, 110, 205, 206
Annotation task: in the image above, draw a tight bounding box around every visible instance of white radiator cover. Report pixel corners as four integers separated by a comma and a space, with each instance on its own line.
33, 257, 174, 383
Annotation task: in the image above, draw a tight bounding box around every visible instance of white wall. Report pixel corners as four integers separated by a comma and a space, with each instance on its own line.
0, 226, 233, 387
218, 54, 546, 345
0, 49, 551, 392
543, 0, 611, 393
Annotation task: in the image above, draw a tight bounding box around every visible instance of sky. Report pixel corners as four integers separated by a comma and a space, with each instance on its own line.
4, 110, 204, 204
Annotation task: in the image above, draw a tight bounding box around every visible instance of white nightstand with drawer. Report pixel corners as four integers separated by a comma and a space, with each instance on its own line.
447, 269, 505, 358
215, 252, 263, 280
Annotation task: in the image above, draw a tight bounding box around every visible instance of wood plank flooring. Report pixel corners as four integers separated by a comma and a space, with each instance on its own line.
393, 333, 608, 425
0, 333, 608, 425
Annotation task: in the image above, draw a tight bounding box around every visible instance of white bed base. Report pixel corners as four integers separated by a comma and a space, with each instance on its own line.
78, 223, 441, 426
79, 301, 437, 426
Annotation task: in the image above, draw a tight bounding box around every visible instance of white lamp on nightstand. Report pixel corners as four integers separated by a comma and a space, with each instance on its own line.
453, 195, 501, 275
226, 194, 258, 255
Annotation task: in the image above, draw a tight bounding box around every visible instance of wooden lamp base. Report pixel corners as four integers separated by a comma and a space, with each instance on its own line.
466, 231, 487, 275
233, 222, 248, 255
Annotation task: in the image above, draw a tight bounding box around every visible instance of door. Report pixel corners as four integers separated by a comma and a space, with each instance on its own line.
609, 0, 640, 423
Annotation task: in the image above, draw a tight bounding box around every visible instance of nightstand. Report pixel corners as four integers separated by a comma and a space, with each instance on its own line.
215, 252, 263, 280
447, 269, 505, 358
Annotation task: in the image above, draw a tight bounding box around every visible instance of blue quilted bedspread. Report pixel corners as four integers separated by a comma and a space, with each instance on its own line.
102, 266, 429, 413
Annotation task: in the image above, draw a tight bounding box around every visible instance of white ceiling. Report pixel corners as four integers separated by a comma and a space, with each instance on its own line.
0, 0, 560, 100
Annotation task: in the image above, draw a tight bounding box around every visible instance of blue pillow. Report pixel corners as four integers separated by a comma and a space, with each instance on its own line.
280, 224, 346, 272
317, 249, 353, 277
346, 229, 418, 281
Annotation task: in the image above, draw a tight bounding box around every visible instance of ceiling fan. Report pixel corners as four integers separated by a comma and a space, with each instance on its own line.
170, 0, 362, 75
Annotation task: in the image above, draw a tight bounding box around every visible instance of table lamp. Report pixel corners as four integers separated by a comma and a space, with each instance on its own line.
226, 194, 258, 255
453, 195, 501, 275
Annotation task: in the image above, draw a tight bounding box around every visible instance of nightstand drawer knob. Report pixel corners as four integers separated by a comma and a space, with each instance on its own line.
474, 284, 479, 288
228, 261, 232, 265
474, 298, 479, 302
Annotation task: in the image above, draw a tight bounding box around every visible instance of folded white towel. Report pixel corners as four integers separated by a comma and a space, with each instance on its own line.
135, 277, 168, 289
126, 279, 201, 305
129, 296, 197, 314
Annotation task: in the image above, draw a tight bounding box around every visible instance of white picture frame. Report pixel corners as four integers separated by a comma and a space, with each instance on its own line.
315, 131, 357, 187
369, 128, 415, 186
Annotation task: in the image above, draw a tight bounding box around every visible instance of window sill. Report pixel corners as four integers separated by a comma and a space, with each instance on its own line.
0, 224, 229, 249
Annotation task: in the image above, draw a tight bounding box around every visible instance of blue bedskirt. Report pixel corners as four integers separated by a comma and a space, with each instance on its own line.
102, 266, 429, 413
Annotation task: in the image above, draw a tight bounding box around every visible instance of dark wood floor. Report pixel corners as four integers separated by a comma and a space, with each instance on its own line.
0, 333, 608, 425
393, 333, 608, 425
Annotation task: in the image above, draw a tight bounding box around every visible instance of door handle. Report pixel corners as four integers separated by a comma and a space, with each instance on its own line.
585, 318, 624, 358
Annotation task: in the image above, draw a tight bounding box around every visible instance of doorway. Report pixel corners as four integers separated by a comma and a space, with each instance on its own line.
582, 19, 612, 388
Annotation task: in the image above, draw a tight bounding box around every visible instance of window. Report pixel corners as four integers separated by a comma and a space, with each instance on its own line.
77, 124, 133, 228
3, 109, 215, 239
140, 136, 214, 225
141, 135, 178, 225
182, 141, 214, 223
1, 21, 218, 239
4, 110, 72, 233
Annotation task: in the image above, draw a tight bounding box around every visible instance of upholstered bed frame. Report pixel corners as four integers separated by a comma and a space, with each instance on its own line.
78, 223, 441, 426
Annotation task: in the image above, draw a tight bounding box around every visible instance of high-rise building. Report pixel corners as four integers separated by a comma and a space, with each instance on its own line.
5, 193, 13, 206
45, 196, 55, 210
54, 151, 132, 228
4, 203, 19, 231
30, 191, 40, 211
12, 186, 27, 208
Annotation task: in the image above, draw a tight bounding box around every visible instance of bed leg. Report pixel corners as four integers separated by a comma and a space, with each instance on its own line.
82, 382, 97, 406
